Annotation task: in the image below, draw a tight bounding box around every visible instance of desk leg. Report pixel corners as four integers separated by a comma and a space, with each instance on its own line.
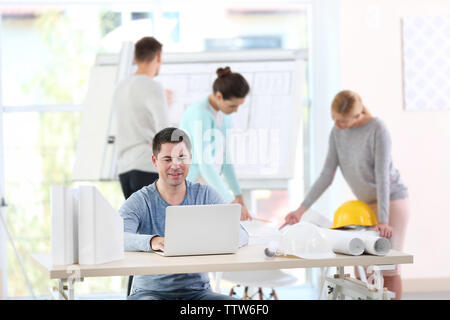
53, 278, 83, 300
336, 267, 345, 300
55, 280, 68, 300
367, 265, 396, 300
318, 267, 329, 300
68, 278, 75, 300
324, 267, 345, 300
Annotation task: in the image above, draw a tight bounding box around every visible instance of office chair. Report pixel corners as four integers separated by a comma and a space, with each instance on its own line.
127, 276, 133, 296
216, 270, 298, 300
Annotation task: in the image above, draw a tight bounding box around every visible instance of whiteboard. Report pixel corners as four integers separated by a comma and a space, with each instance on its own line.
73, 50, 306, 183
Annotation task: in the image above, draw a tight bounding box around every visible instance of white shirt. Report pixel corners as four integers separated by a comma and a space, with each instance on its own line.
114, 74, 168, 174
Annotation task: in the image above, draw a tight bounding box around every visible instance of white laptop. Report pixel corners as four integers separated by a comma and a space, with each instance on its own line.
154, 204, 241, 257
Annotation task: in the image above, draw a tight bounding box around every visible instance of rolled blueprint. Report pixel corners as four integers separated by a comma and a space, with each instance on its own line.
359, 236, 391, 256
333, 236, 365, 256
342, 230, 391, 256
318, 228, 365, 256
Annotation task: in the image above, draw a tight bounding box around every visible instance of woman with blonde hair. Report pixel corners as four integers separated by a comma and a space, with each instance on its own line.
281, 90, 410, 299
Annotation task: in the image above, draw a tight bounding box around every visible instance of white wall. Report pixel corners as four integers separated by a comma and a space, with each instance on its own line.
337, 0, 450, 291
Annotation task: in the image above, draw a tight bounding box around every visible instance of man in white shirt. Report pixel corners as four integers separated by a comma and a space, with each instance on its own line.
114, 36, 169, 200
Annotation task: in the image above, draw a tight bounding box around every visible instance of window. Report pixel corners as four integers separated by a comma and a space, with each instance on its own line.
0, 1, 310, 298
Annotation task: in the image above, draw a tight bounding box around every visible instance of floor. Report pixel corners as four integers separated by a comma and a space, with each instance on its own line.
402, 291, 450, 300
14, 286, 450, 300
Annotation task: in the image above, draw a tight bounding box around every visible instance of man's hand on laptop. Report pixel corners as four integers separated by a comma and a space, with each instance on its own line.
151, 236, 165, 252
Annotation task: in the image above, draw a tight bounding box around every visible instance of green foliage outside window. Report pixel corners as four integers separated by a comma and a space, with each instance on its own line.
5, 9, 126, 298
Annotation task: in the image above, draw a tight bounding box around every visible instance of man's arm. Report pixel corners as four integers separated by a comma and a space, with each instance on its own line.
132, 80, 168, 147
119, 195, 160, 252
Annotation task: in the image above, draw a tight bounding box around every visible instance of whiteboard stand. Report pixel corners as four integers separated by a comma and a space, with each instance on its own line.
73, 42, 136, 182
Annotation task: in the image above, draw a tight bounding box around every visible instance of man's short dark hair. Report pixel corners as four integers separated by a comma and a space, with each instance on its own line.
152, 127, 192, 157
134, 36, 162, 63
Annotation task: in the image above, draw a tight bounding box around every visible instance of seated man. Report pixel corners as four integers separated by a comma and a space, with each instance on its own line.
119, 127, 249, 300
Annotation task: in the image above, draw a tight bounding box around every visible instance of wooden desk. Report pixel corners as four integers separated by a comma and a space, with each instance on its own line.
31, 245, 413, 300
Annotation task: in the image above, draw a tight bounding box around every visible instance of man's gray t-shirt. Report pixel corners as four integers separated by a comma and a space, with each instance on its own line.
118, 180, 249, 294
302, 118, 408, 223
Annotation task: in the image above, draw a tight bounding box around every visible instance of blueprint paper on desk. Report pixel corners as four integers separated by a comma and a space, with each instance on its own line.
240, 220, 282, 246
301, 208, 333, 228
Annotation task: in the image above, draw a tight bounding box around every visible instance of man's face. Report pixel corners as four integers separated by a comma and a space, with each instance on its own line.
152, 142, 191, 187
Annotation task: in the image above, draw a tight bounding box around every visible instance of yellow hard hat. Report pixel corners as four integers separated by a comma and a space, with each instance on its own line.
330, 200, 378, 229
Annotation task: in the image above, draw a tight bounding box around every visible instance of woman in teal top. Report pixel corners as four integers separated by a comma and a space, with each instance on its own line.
180, 67, 252, 220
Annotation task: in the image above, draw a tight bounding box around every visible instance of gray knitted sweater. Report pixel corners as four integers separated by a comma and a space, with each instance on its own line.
301, 118, 408, 223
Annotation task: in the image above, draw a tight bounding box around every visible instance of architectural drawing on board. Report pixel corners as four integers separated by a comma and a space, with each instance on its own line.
73, 49, 307, 185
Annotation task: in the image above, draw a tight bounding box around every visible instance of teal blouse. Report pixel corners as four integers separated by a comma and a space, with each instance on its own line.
180, 96, 241, 202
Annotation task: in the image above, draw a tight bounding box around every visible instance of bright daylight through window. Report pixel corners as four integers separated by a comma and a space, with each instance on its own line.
0, 1, 309, 298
